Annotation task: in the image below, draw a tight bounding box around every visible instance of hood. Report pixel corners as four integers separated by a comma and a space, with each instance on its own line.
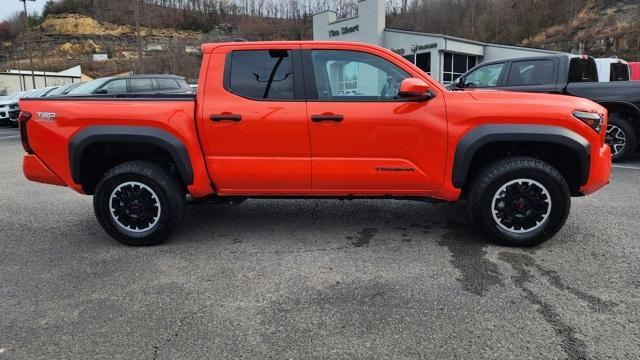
467, 90, 603, 112
0, 99, 19, 106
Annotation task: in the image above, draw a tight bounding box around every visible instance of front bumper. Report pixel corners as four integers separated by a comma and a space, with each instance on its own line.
580, 144, 611, 195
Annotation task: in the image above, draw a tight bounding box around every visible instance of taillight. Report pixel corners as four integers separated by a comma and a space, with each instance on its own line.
18, 111, 33, 154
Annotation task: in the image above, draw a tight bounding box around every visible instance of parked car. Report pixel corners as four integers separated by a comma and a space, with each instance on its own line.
629, 62, 640, 81
45, 82, 85, 97
595, 58, 630, 82
450, 54, 640, 161
67, 75, 193, 96
0, 92, 21, 127
19, 41, 610, 247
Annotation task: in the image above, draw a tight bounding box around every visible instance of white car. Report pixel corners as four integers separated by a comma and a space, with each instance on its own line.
595, 58, 630, 82
0, 92, 22, 127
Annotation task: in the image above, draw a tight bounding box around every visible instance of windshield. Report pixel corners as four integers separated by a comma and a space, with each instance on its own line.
67, 79, 110, 95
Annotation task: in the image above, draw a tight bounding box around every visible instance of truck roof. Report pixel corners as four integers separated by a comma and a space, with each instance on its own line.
200, 41, 389, 54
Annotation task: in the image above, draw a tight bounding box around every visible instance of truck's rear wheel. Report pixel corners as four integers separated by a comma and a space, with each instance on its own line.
467, 156, 570, 247
93, 161, 185, 246
607, 114, 637, 162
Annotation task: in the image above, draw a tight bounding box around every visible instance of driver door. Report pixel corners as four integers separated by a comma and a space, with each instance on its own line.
301, 45, 448, 194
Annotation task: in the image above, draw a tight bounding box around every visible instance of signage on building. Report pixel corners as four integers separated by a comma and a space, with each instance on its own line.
329, 24, 360, 37
391, 48, 406, 55
411, 43, 438, 53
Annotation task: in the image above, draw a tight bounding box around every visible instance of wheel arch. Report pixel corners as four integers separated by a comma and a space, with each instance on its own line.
453, 125, 591, 196
599, 101, 640, 129
69, 126, 194, 194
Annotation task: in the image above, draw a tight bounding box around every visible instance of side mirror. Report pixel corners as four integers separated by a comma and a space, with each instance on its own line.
398, 78, 435, 101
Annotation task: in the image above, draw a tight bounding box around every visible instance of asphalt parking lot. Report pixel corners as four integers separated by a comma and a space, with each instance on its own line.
1, 126, 639, 360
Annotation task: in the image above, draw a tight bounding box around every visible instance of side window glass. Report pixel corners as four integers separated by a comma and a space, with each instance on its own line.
568, 58, 598, 83
129, 78, 155, 92
228, 50, 294, 100
156, 78, 181, 90
99, 79, 127, 94
310, 50, 409, 100
462, 63, 504, 88
507, 60, 555, 86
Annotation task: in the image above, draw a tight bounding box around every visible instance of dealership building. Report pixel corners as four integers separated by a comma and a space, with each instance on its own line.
313, 0, 565, 84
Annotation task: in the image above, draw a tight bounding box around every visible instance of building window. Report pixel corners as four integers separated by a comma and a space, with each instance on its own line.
403, 54, 415, 64
443, 52, 477, 84
401, 53, 431, 75
416, 52, 431, 74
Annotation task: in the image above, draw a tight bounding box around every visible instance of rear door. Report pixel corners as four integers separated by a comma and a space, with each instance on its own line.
198, 45, 311, 195
301, 44, 448, 194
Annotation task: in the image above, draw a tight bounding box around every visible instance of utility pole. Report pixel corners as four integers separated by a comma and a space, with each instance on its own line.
134, 0, 144, 74
19, 0, 36, 89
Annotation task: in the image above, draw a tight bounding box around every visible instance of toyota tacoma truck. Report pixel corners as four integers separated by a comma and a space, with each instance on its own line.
19, 41, 611, 247
449, 54, 640, 162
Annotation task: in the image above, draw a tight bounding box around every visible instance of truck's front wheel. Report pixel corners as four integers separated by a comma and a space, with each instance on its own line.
93, 161, 185, 246
467, 156, 571, 247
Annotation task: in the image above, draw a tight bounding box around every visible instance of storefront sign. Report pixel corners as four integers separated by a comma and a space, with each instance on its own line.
411, 43, 438, 53
329, 24, 360, 37
391, 48, 406, 55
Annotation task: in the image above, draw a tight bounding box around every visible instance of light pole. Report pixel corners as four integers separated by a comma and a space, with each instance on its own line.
134, 0, 143, 73
19, 0, 36, 89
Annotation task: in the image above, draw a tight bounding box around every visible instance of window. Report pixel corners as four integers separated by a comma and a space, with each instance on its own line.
129, 78, 155, 92
403, 54, 415, 64
310, 50, 410, 101
228, 50, 295, 100
506, 60, 555, 86
416, 53, 431, 75
610, 63, 630, 81
461, 63, 505, 88
568, 58, 598, 83
443, 52, 477, 84
156, 78, 181, 90
99, 79, 127, 94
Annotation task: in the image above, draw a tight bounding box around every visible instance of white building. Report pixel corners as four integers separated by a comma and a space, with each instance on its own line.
0, 66, 83, 96
313, 0, 565, 84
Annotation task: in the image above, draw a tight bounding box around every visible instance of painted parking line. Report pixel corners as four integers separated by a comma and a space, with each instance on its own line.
0, 135, 19, 139
612, 165, 640, 170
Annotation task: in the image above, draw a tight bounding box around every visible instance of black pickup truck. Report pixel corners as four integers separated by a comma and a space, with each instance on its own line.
449, 54, 640, 161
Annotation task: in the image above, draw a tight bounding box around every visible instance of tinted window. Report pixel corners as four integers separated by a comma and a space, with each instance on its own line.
462, 63, 505, 88
100, 79, 127, 94
228, 50, 294, 100
310, 50, 409, 100
416, 52, 431, 74
129, 78, 155, 92
156, 78, 181, 90
507, 60, 555, 86
568, 58, 598, 83
610, 63, 630, 81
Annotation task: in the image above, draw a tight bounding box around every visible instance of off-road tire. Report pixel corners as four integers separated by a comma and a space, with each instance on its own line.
467, 156, 571, 247
608, 114, 637, 163
93, 160, 185, 246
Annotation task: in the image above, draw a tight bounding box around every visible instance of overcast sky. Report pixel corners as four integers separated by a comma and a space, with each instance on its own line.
1, 0, 49, 22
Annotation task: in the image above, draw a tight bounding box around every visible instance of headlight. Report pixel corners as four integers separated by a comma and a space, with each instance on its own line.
573, 111, 603, 133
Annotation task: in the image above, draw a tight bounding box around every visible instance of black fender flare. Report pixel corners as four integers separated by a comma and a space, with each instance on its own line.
69, 126, 194, 185
452, 125, 590, 188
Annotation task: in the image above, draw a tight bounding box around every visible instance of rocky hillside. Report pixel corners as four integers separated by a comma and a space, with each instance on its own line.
522, 1, 640, 60
1, 13, 232, 80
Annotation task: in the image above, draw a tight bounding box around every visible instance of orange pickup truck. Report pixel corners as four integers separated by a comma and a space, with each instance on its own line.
19, 41, 611, 247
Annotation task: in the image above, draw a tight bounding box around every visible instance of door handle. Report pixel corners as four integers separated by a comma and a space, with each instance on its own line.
210, 114, 242, 122
311, 114, 344, 122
